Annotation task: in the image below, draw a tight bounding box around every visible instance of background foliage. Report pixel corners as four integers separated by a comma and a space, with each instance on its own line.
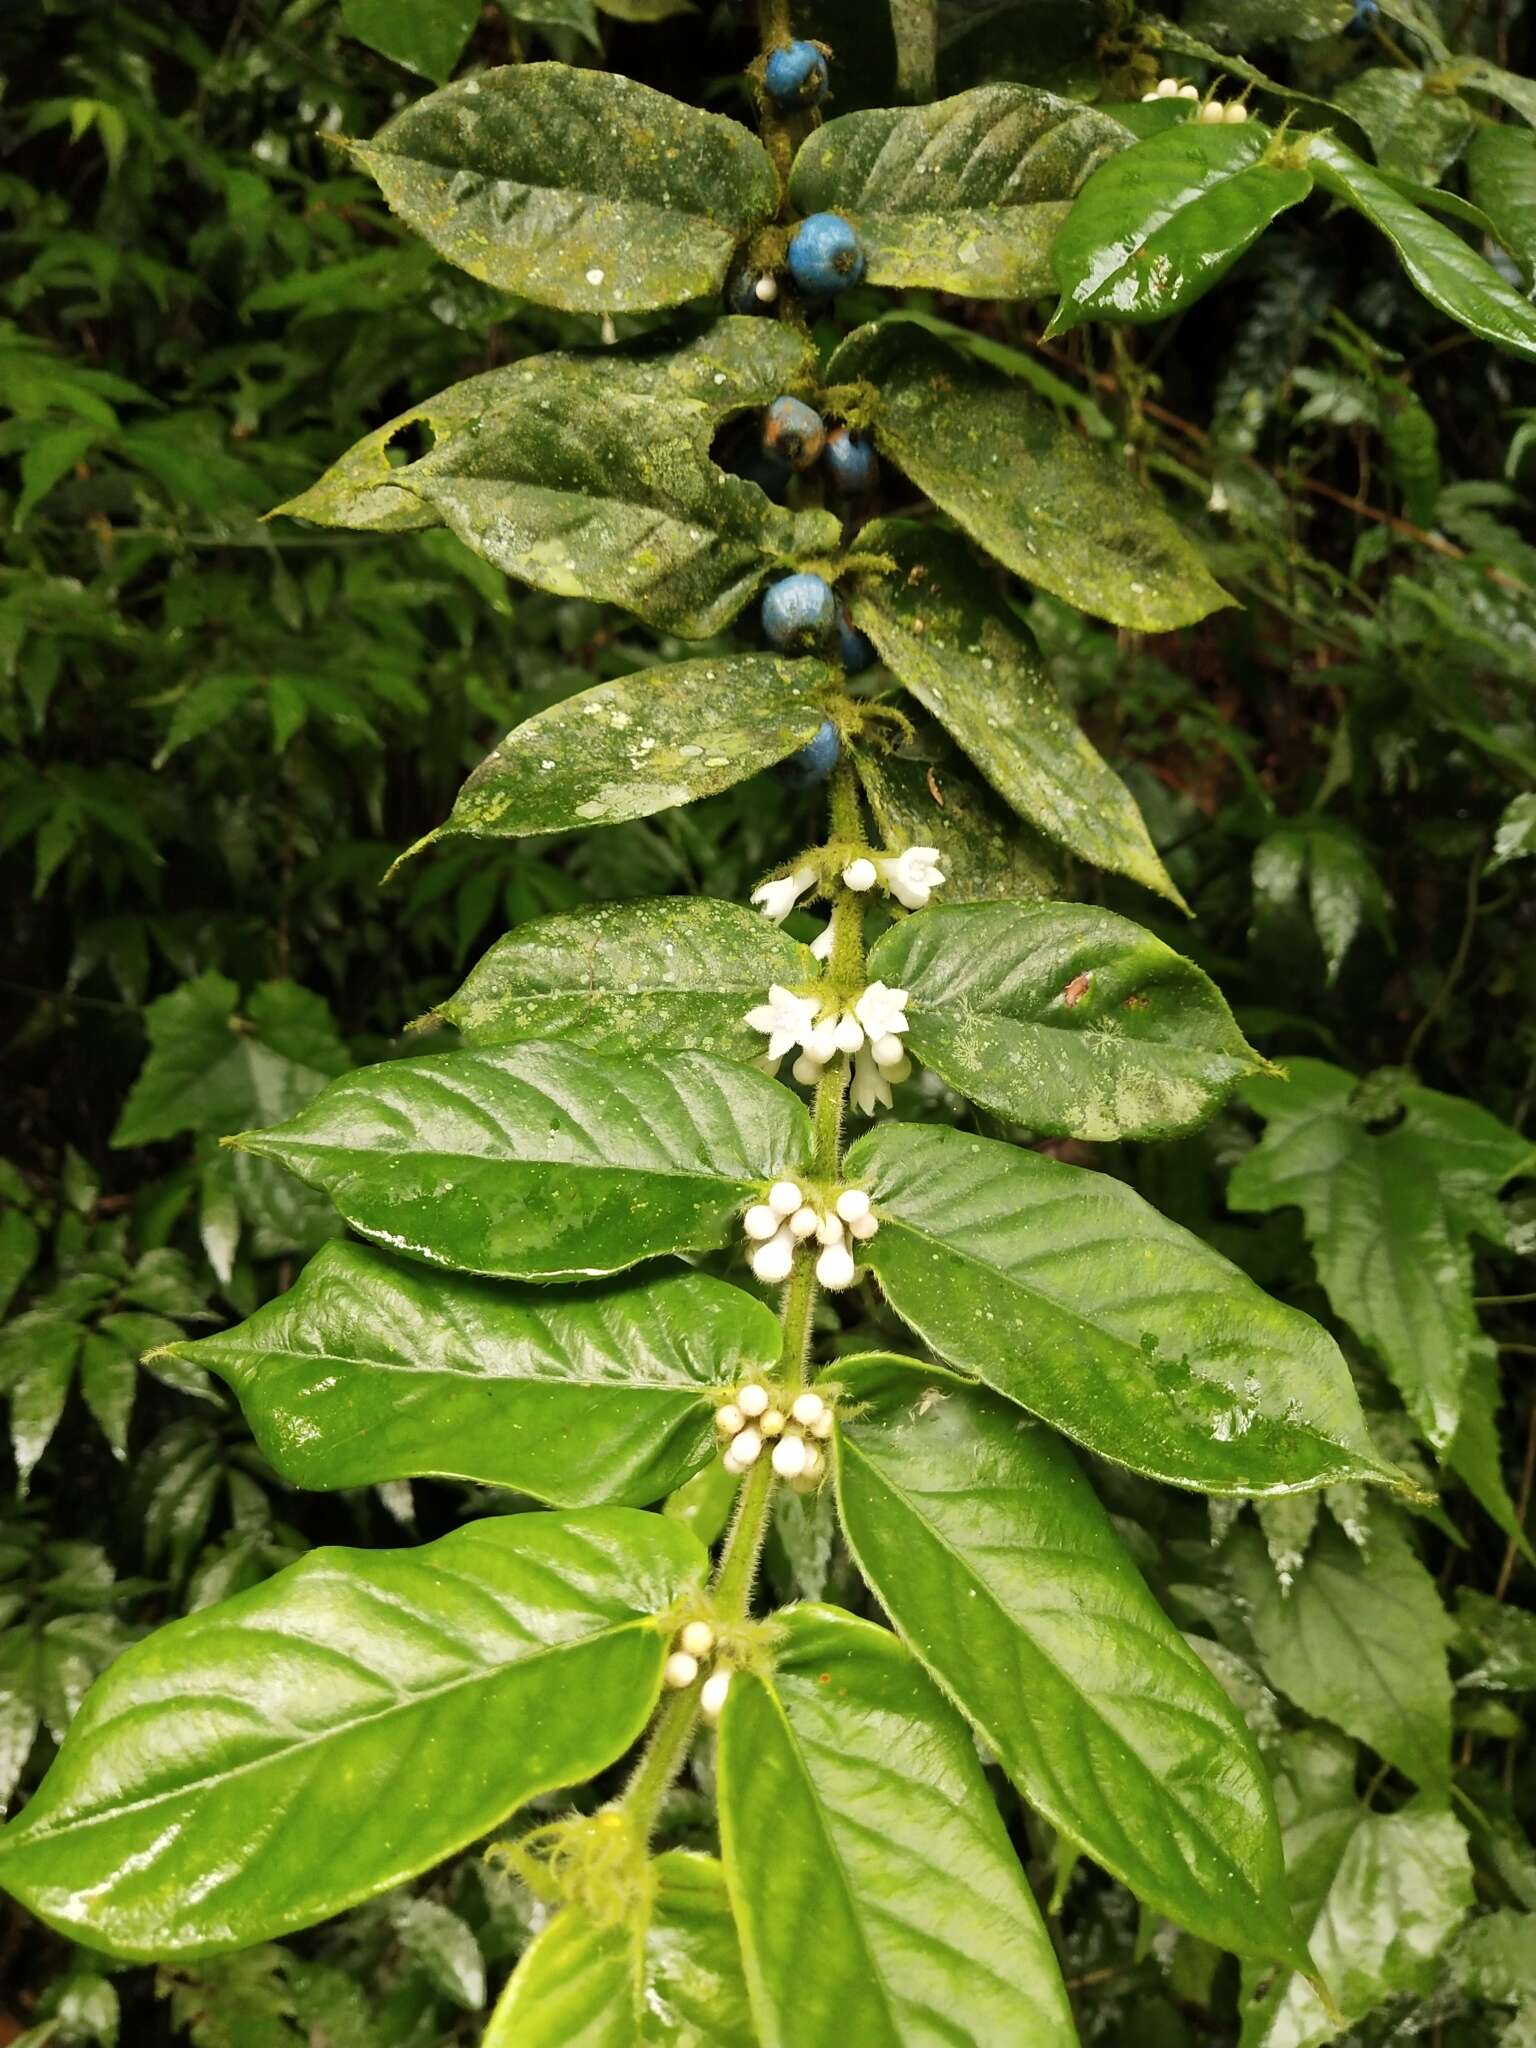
2, 0, 1535, 2040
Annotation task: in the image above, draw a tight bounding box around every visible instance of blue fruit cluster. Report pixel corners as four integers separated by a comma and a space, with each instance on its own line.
761, 573, 876, 673
754, 397, 877, 500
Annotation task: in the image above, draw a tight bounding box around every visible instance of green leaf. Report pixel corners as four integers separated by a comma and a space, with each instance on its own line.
0, 1208, 41, 1322
1049, 121, 1312, 333
1230, 1513, 1453, 1794
829, 323, 1231, 632
833, 1359, 1304, 1968
1, 1318, 81, 1493
347, 65, 776, 313
868, 900, 1268, 1140
423, 659, 830, 850
437, 898, 816, 1061
1252, 818, 1388, 983
1489, 791, 1536, 871
1451, 55, 1536, 129
388, 1896, 484, 2008
1332, 69, 1476, 186
1456, 1586, 1536, 1691
790, 86, 1127, 297
341, 0, 479, 79
718, 1604, 1077, 2045
77, 1333, 135, 1462
230, 1044, 812, 1281
1469, 127, 1536, 285
1307, 134, 1536, 364
274, 317, 819, 541
484, 1851, 754, 2045
844, 1119, 1397, 1496
0, 1510, 706, 1959
508, 0, 601, 45
165, 1241, 781, 1506
1228, 1058, 1535, 1447
854, 738, 1060, 905
851, 520, 1181, 903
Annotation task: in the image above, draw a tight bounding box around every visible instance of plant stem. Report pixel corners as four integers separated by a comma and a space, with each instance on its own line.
618, 1686, 702, 1841
754, 0, 797, 201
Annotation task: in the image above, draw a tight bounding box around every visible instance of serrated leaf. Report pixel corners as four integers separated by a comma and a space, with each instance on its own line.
1229, 1059, 1535, 1447
167, 1241, 780, 1506
869, 901, 1267, 1139
1049, 121, 1312, 333
348, 65, 775, 312
1307, 134, 1536, 363
275, 319, 817, 538
854, 737, 1060, 904
833, 1359, 1304, 1969
438, 898, 816, 1061
424, 658, 831, 850
790, 85, 1126, 296
852, 521, 1181, 902
231, 1044, 811, 1281
0, 1510, 706, 1959
1230, 1515, 1453, 1794
485, 1851, 753, 2045
830, 323, 1231, 632
718, 1604, 1077, 2045
844, 1119, 1398, 1495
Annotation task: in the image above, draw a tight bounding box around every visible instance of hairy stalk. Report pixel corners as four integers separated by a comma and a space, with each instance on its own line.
754, 0, 798, 201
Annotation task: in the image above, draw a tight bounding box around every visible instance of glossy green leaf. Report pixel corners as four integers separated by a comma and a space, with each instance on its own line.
230, 1043, 811, 1281
718, 1604, 1077, 2045
1230, 1515, 1453, 1795
843, 1119, 1399, 1496
0, 1317, 81, 1492
1049, 121, 1312, 333
340, 0, 478, 80
436, 898, 815, 1060
852, 521, 1180, 903
1332, 69, 1476, 186
829, 323, 1231, 632
1307, 134, 1536, 364
0, 1510, 707, 1959
1229, 1058, 1535, 1448
485, 1851, 754, 2046
1456, 1586, 1536, 1692
1452, 55, 1536, 129
1468, 125, 1536, 283
418, 657, 831, 853
869, 901, 1269, 1140
833, 1358, 1304, 1968
163, 1241, 780, 1506
854, 737, 1059, 905
790, 86, 1126, 297
347, 65, 776, 312
275, 320, 818, 536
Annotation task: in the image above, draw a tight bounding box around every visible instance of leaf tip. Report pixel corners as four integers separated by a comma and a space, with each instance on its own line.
381, 831, 438, 885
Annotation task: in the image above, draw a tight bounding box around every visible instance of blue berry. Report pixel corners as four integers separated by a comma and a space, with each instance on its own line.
762, 395, 826, 472
838, 611, 876, 674
782, 719, 841, 786
1346, 0, 1378, 30
823, 427, 877, 496
762, 573, 837, 655
764, 40, 830, 110
788, 213, 866, 297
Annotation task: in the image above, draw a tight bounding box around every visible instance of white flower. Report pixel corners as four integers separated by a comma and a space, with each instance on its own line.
750, 1230, 795, 1283
816, 1243, 857, 1290
878, 846, 945, 910
809, 922, 834, 962
751, 861, 817, 924
744, 983, 821, 1061
700, 1669, 732, 1721
853, 981, 910, 1041
850, 1045, 895, 1117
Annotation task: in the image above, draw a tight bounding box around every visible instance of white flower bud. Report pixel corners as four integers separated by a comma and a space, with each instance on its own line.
871, 1033, 907, 1070
1198, 98, 1225, 122
700, 1669, 732, 1722
680, 1620, 715, 1659
1225, 101, 1249, 122
883, 1056, 912, 1085
751, 1231, 795, 1284
810, 922, 834, 961
664, 1651, 699, 1689
809, 1409, 835, 1440
767, 1180, 804, 1217
815, 1211, 845, 1245
743, 1203, 780, 1241
789, 1203, 820, 1239
1155, 76, 1179, 96
760, 1408, 786, 1438
805, 1017, 840, 1065
1177, 82, 1200, 99
817, 1243, 857, 1290
801, 1442, 824, 1481
754, 274, 780, 304
842, 857, 879, 892
833, 1010, 865, 1053
716, 1403, 745, 1437
737, 1383, 770, 1418
771, 1434, 809, 1480
791, 1392, 826, 1428
727, 1426, 763, 1467
792, 1052, 825, 1086
848, 1210, 879, 1242
834, 1188, 871, 1223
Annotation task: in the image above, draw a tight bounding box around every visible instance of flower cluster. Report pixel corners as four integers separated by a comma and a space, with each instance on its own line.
745, 980, 912, 1102
715, 1382, 834, 1489
749, 843, 946, 926
662, 1618, 733, 1723
1140, 76, 1250, 121
741, 1182, 878, 1289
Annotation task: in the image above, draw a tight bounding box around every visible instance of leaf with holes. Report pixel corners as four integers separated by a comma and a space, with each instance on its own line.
0, 1510, 707, 1959
229, 1043, 812, 1281
718, 1604, 1077, 2045
163, 1242, 780, 1505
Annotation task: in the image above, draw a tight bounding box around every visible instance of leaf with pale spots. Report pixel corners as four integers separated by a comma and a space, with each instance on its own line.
0, 1510, 708, 1959
436, 897, 816, 1060
832, 1359, 1307, 1969
852, 520, 1182, 903
418, 656, 831, 854
228, 1043, 813, 1281
789, 85, 1128, 298
346, 65, 776, 313
161, 1242, 782, 1506
843, 1119, 1404, 1497
829, 323, 1231, 632
854, 732, 1061, 905
718, 1604, 1077, 2047
869, 901, 1269, 1139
